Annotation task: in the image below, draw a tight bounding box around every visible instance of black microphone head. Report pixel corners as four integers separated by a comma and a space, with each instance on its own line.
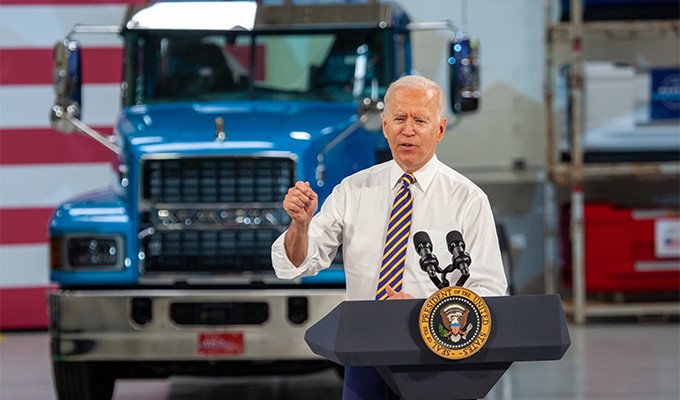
446, 230, 465, 252
413, 231, 432, 251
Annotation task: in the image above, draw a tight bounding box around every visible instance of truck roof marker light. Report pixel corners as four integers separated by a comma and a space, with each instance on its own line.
126, 2, 258, 31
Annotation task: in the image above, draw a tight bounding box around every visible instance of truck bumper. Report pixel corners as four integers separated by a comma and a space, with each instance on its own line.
48, 288, 345, 363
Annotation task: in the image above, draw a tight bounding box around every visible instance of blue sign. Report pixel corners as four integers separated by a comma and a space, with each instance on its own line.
650, 68, 680, 120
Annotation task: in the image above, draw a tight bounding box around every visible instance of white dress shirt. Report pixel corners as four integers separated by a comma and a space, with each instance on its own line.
271, 155, 508, 300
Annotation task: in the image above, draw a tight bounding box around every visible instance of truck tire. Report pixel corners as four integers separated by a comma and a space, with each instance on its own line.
53, 361, 115, 400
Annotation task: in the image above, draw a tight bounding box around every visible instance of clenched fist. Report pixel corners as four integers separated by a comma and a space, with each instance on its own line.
282, 181, 318, 227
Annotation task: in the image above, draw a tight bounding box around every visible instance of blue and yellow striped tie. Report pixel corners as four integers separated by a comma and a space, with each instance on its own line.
376, 173, 415, 300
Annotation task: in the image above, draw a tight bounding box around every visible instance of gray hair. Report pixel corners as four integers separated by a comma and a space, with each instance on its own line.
383, 75, 446, 120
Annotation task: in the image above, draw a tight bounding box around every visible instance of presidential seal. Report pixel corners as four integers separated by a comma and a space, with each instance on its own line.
419, 286, 491, 360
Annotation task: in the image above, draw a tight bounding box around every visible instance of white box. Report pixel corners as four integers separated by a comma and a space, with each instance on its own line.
583, 61, 636, 134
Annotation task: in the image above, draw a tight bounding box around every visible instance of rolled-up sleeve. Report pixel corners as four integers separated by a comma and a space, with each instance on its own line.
271, 233, 317, 279
271, 183, 345, 280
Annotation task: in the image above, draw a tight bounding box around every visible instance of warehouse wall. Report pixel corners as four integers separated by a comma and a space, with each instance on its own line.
401, 0, 547, 170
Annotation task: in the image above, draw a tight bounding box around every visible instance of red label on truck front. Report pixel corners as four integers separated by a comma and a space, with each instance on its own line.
198, 333, 244, 355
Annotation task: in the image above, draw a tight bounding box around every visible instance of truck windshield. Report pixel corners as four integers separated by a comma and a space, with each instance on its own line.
125, 30, 392, 106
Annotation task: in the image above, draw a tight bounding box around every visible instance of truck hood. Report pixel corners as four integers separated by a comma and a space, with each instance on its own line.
118, 101, 361, 157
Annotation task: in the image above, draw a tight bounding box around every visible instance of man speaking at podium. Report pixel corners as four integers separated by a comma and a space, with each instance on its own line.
272, 75, 508, 399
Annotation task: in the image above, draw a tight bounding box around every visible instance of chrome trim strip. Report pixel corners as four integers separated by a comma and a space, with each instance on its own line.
151, 202, 282, 209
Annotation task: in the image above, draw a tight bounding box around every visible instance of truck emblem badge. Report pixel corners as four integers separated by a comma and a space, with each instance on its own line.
419, 287, 491, 360
215, 117, 226, 142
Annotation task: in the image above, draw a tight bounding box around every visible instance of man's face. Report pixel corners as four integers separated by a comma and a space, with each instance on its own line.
382, 86, 446, 173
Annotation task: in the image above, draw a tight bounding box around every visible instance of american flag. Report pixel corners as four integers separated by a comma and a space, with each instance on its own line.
0, 0, 143, 329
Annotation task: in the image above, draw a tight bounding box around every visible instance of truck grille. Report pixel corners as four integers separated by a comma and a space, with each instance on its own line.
140, 156, 294, 275
142, 157, 294, 204
143, 229, 283, 273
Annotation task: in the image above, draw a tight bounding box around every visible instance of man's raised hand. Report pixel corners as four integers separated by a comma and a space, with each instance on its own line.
283, 181, 318, 226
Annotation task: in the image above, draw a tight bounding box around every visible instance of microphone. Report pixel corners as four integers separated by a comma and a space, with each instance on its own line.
413, 231, 444, 288
446, 230, 471, 286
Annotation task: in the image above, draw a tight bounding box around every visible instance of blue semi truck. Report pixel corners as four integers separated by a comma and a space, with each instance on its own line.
47, 1, 479, 399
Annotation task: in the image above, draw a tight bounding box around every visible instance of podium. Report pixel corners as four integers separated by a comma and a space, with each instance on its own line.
305, 294, 570, 400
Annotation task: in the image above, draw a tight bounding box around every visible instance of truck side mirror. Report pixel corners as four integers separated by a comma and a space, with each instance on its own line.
50, 40, 82, 133
448, 32, 480, 114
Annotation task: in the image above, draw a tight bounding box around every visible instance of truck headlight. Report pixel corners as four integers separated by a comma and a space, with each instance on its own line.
51, 235, 125, 271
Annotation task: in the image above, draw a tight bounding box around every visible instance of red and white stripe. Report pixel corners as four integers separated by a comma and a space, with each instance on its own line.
0, 0, 142, 330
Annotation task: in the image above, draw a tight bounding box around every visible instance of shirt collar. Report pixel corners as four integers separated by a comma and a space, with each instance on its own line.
388, 155, 440, 192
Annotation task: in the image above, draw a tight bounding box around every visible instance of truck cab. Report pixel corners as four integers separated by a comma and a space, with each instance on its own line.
47, 1, 479, 399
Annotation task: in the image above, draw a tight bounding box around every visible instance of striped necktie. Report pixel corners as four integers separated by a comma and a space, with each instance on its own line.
376, 173, 416, 300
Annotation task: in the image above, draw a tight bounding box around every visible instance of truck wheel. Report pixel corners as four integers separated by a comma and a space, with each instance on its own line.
52, 361, 115, 400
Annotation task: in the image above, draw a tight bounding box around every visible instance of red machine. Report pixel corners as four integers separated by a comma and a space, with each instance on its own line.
562, 203, 680, 292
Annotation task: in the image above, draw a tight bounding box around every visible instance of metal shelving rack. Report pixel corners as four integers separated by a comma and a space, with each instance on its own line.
544, 0, 680, 323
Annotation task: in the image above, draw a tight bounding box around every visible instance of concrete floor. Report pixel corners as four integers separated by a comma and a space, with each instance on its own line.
1, 323, 679, 400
